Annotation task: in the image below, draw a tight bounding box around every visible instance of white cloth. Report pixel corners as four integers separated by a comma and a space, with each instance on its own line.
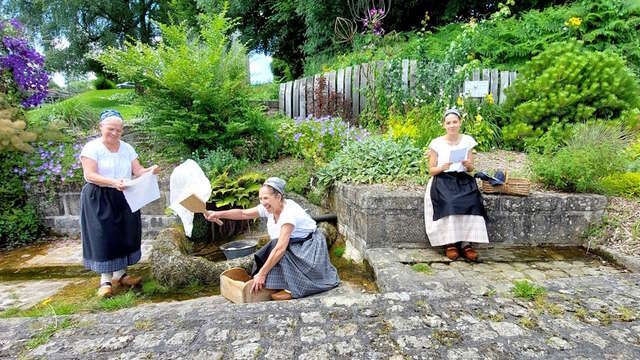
257, 199, 317, 240
123, 171, 160, 212
428, 134, 477, 173
424, 177, 489, 246
80, 139, 137, 181
168, 160, 212, 237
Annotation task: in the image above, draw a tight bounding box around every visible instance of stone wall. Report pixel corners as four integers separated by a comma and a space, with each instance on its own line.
331, 183, 607, 261
28, 184, 178, 239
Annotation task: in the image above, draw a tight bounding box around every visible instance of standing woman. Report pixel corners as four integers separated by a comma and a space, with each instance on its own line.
205, 177, 339, 300
80, 110, 160, 298
424, 108, 488, 261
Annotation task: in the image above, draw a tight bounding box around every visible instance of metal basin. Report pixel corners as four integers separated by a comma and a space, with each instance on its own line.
219, 239, 258, 260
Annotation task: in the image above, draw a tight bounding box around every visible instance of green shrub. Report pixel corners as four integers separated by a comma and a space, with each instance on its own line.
209, 172, 266, 208
532, 123, 632, 192
98, 11, 270, 154
505, 40, 640, 130
32, 101, 98, 131
0, 205, 41, 249
286, 164, 314, 195
0, 152, 42, 249
93, 75, 116, 90
599, 173, 640, 198
316, 137, 424, 188
387, 102, 444, 149
193, 148, 248, 178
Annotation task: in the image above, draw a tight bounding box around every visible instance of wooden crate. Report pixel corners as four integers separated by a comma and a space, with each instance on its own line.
220, 268, 276, 304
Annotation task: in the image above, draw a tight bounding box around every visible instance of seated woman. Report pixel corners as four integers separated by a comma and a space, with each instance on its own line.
205, 177, 339, 300
424, 108, 488, 261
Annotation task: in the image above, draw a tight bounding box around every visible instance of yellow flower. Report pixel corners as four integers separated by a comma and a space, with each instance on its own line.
475, 114, 483, 122
486, 93, 494, 105
567, 17, 582, 28
42, 298, 52, 306
457, 95, 464, 107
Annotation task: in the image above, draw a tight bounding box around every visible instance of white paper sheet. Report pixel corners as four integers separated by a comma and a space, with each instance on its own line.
449, 147, 468, 163
123, 171, 160, 213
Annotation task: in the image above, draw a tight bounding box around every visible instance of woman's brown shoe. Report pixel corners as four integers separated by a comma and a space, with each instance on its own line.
113, 273, 141, 288
271, 290, 292, 301
97, 283, 112, 298
462, 246, 478, 262
445, 246, 459, 260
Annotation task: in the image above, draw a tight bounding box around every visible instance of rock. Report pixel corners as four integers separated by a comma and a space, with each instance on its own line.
318, 222, 337, 248
489, 322, 525, 337
151, 228, 253, 289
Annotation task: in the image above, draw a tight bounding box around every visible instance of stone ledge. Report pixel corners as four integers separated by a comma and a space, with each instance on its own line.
332, 183, 607, 261
43, 215, 179, 239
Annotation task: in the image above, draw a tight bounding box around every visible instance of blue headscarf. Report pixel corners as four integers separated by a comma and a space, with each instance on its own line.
99, 109, 123, 123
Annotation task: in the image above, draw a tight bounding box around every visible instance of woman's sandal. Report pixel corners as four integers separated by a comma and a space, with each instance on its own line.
462, 246, 478, 262
445, 246, 459, 261
97, 282, 112, 298
112, 273, 141, 288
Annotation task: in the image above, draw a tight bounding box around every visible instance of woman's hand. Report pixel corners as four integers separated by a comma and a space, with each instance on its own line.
461, 160, 473, 171
250, 272, 266, 294
440, 162, 452, 172
113, 179, 127, 192
149, 165, 160, 175
204, 211, 219, 222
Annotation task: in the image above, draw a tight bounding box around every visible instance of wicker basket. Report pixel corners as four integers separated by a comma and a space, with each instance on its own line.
481, 172, 531, 196
220, 267, 276, 304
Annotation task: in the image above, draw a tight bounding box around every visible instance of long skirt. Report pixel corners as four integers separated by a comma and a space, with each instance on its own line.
424, 174, 489, 247
252, 229, 340, 299
80, 183, 142, 273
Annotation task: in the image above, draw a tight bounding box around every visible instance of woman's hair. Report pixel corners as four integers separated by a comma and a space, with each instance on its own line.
262, 177, 286, 200
443, 108, 462, 122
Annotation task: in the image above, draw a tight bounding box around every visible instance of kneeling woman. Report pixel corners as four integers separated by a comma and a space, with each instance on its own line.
205, 177, 339, 300
424, 108, 488, 261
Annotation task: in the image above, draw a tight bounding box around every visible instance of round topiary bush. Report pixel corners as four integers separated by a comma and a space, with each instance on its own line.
505, 40, 640, 130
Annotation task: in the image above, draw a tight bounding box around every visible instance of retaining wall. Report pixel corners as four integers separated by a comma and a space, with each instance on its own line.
331, 183, 607, 261
28, 184, 178, 239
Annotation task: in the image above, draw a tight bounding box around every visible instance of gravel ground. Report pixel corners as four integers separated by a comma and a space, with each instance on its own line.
588, 196, 640, 257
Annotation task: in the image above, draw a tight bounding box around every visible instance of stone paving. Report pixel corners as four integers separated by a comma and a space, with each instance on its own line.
1, 245, 639, 359
0, 280, 83, 311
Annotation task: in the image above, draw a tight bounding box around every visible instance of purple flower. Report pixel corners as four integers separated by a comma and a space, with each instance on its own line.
38, 175, 45, 183
318, 143, 324, 149
293, 133, 302, 142
29, 160, 34, 165
47, 141, 53, 146
24, 182, 31, 190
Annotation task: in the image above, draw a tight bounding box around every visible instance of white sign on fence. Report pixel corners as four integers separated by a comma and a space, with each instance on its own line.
463, 80, 489, 98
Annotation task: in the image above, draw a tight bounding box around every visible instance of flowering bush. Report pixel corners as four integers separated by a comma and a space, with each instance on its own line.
0, 19, 49, 108
278, 115, 369, 166
13, 140, 84, 189
363, 8, 385, 37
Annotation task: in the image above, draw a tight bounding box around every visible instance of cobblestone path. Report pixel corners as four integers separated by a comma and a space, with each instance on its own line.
1, 246, 639, 359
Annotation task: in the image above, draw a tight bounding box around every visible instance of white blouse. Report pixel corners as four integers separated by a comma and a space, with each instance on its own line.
257, 199, 317, 240
428, 134, 477, 173
80, 139, 137, 181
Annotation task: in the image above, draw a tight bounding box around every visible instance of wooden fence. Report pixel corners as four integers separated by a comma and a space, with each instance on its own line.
278, 60, 518, 118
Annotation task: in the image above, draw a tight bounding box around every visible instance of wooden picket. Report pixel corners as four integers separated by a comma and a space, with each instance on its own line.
279, 60, 518, 118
